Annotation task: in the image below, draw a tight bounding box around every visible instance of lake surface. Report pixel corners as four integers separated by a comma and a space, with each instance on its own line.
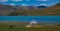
0, 16, 60, 23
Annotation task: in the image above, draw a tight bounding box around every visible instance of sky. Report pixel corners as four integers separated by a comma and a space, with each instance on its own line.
0, 0, 60, 6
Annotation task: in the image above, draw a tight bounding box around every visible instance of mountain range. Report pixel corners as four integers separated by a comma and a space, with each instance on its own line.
0, 3, 60, 16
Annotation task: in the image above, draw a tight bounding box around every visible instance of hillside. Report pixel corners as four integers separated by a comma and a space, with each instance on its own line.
0, 3, 60, 16
0, 4, 17, 16
43, 3, 60, 15
8, 3, 60, 16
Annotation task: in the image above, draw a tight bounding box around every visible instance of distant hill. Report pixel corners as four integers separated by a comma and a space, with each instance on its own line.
43, 3, 60, 15
36, 5, 47, 8
0, 4, 17, 16
55, 3, 60, 5
8, 3, 60, 16
0, 3, 60, 16
44, 3, 60, 10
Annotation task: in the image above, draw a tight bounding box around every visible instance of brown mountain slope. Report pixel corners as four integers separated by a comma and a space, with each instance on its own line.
8, 3, 60, 16
0, 4, 17, 16
43, 3, 60, 15
0, 3, 60, 16
44, 3, 60, 10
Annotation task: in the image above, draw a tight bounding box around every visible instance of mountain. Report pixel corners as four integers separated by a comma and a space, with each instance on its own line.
0, 3, 60, 16
55, 3, 60, 5
43, 3, 60, 15
44, 3, 60, 10
0, 4, 16, 10
36, 5, 47, 8
27, 5, 36, 9
8, 3, 60, 16
0, 4, 17, 16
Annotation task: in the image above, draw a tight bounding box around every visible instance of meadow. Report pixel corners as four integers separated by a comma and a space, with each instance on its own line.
0, 22, 60, 31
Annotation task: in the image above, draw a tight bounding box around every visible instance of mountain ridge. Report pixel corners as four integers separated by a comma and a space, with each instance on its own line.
0, 3, 60, 16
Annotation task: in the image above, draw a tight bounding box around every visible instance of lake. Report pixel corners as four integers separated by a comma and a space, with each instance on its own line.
0, 16, 60, 23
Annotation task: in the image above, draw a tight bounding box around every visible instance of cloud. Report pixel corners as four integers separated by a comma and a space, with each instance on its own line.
40, 4, 47, 6
11, 0, 23, 2
25, 0, 30, 1
10, 4, 15, 6
0, 0, 8, 2
35, 4, 47, 6
36, 0, 49, 1
21, 4, 28, 6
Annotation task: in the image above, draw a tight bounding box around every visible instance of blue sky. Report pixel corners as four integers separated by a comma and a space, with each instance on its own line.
0, 0, 60, 6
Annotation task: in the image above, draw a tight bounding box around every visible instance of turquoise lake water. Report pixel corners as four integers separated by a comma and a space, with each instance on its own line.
0, 16, 60, 23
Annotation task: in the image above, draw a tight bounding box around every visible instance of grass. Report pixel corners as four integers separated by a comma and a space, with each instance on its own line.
0, 22, 60, 31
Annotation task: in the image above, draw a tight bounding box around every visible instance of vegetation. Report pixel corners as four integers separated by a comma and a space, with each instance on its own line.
0, 22, 60, 31
8, 9, 60, 16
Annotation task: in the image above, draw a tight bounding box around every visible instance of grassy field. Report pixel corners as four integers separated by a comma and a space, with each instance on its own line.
0, 22, 60, 31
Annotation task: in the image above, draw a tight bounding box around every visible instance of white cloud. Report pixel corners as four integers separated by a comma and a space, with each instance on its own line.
0, 0, 8, 2
21, 4, 28, 6
9, 4, 15, 6
11, 0, 23, 2
36, 0, 49, 1
35, 4, 47, 6
26, 0, 30, 1
40, 4, 47, 6
11, 0, 30, 2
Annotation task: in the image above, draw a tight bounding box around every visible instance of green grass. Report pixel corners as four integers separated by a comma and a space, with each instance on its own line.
0, 23, 60, 31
